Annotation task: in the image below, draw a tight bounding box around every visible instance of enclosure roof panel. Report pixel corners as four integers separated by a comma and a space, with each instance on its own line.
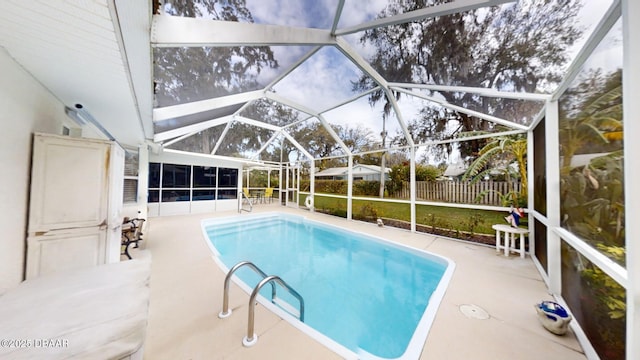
0, 0, 618, 159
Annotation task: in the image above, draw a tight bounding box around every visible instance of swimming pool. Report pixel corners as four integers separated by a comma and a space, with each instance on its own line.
202, 213, 455, 359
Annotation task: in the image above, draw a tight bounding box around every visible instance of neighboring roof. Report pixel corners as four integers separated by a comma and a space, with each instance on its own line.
443, 162, 467, 177
353, 164, 390, 174
565, 153, 612, 168
315, 165, 390, 177
315, 167, 349, 177
490, 162, 519, 176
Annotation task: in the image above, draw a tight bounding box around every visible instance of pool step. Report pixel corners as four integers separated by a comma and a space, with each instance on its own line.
206, 218, 284, 236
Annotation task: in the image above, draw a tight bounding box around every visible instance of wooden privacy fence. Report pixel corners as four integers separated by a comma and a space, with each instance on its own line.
392, 180, 521, 206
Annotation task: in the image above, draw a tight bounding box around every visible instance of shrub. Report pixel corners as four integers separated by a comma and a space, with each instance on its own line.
353, 181, 380, 196
301, 180, 381, 197
354, 203, 378, 221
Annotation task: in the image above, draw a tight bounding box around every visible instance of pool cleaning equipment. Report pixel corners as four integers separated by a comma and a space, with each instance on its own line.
535, 301, 572, 335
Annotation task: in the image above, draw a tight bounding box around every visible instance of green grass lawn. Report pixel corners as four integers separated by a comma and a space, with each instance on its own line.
302, 193, 522, 236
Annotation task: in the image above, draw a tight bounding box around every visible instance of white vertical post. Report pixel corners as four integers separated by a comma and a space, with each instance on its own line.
527, 129, 535, 256
285, 164, 290, 207
309, 159, 315, 212
279, 142, 284, 206
410, 146, 416, 232
296, 164, 300, 209
189, 163, 194, 214
278, 163, 283, 206
138, 144, 149, 220
623, 1, 640, 359
545, 100, 561, 295
347, 155, 353, 220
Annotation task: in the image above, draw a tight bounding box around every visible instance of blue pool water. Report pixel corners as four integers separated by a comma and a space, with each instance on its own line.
202, 213, 454, 359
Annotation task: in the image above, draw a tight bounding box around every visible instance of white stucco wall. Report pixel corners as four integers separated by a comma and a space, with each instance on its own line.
0, 50, 83, 293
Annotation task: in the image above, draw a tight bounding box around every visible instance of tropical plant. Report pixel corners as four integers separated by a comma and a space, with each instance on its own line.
386, 163, 441, 195
579, 243, 626, 359
560, 152, 625, 252
582, 244, 626, 318
562, 241, 625, 360
559, 69, 624, 254
557, 67, 625, 360
462, 134, 527, 206
559, 70, 623, 172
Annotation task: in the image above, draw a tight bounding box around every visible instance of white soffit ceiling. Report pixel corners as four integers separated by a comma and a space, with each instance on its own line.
0, 0, 152, 147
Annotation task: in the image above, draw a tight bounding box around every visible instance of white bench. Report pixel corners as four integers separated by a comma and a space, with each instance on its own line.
492, 224, 530, 258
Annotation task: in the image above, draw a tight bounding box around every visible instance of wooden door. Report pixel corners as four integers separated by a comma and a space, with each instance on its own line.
26, 133, 122, 278
28, 134, 111, 232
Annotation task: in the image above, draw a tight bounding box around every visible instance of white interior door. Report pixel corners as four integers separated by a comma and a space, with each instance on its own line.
28, 134, 110, 232
26, 133, 123, 278
26, 227, 107, 279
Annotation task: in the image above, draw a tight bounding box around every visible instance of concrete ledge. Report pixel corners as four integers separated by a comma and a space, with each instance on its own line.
0, 254, 151, 359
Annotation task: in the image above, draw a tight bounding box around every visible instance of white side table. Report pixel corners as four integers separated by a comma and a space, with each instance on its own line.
492, 224, 530, 258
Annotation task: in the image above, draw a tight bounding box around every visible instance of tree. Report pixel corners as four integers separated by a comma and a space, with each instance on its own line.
154, 0, 278, 155
463, 134, 528, 206
385, 151, 410, 168
286, 122, 381, 169
354, 0, 583, 159
167, 125, 224, 154
341, 125, 377, 158
291, 122, 342, 167
387, 162, 442, 196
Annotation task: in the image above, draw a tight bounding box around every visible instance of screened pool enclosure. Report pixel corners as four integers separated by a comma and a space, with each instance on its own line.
1, 0, 638, 359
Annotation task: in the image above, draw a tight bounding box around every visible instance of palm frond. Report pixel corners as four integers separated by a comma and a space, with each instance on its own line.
463, 146, 501, 179
579, 123, 610, 144
466, 167, 495, 184
477, 140, 499, 156
582, 85, 622, 116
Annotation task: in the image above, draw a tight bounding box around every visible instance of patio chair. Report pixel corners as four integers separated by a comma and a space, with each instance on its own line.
242, 187, 253, 202
264, 187, 274, 203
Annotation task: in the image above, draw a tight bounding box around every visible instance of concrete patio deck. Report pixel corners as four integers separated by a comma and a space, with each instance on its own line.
140, 205, 587, 360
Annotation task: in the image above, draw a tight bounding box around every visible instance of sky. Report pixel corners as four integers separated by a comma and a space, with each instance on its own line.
245, 0, 398, 138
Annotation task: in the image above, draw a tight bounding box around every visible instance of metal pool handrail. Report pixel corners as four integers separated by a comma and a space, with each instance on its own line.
218, 261, 305, 347
244, 275, 305, 347
218, 261, 273, 318
238, 190, 253, 213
